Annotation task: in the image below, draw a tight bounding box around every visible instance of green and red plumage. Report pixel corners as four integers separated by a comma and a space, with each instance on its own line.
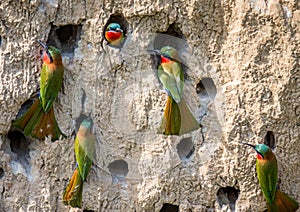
153, 46, 199, 135
104, 23, 124, 47
13, 41, 64, 141
63, 118, 95, 208
244, 143, 299, 211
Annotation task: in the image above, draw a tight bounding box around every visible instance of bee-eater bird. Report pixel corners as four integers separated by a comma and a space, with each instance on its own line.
63, 118, 95, 208
151, 46, 200, 135
104, 23, 124, 47
243, 143, 299, 212
13, 41, 64, 141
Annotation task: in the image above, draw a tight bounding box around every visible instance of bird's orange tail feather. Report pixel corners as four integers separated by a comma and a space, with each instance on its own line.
63, 168, 83, 208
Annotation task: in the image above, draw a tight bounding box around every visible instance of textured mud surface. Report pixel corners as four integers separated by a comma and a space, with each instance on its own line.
0, 0, 299, 211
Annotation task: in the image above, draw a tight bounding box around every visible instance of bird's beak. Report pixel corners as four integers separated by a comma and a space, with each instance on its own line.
36, 40, 48, 50
241, 142, 256, 149
116, 28, 123, 32
242, 142, 264, 158
147, 49, 161, 56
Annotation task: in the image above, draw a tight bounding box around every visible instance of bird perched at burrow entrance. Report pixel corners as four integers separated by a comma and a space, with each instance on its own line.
13, 41, 65, 141
104, 23, 124, 48
243, 143, 299, 212
150, 46, 200, 135
63, 118, 95, 208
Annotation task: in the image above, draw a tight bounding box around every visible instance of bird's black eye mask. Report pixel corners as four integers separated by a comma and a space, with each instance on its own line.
108, 27, 123, 32
256, 150, 264, 159
46, 50, 54, 63
161, 53, 182, 64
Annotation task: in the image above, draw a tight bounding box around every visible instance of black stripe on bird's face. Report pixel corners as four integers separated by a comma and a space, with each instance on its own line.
242, 142, 265, 159
46, 50, 53, 63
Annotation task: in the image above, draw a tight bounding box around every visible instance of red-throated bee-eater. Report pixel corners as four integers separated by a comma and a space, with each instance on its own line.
151, 46, 199, 135
63, 118, 95, 208
13, 41, 64, 141
104, 23, 124, 48
243, 143, 299, 211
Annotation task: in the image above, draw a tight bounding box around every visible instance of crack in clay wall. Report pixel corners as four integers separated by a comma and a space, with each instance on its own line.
0, 0, 299, 211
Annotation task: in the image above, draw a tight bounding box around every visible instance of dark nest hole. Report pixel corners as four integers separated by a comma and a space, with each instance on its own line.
196, 78, 217, 100
0, 36, 2, 46
176, 137, 195, 160
160, 203, 179, 212
15, 96, 37, 120
83, 209, 95, 212
154, 23, 186, 50
7, 131, 30, 157
0, 168, 4, 179
103, 14, 129, 40
108, 159, 129, 177
150, 24, 189, 82
216, 186, 240, 211
264, 131, 275, 150
47, 24, 82, 54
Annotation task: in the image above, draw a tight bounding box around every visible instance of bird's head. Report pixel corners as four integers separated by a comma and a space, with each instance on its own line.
36, 41, 62, 64
148, 46, 181, 64
80, 118, 93, 131
243, 143, 271, 160
105, 23, 124, 43
106, 23, 123, 33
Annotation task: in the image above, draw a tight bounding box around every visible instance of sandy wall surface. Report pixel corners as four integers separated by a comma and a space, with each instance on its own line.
0, 0, 299, 211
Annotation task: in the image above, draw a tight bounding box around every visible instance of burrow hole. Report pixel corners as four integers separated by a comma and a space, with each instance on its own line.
15, 97, 36, 120
264, 131, 275, 150
154, 23, 186, 50
108, 159, 129, 183
196, 78, 217, 120
176, 137, 195, 160
196, 78, 217, 100
216, 186, 240, 211
0, 36, 2, 46
7, 131, 30, 156
152, 24, 189, 80
160, 203, 179, 212
83, 209, 95, 212
48, 24, 82, 55
0, 168, 4, 179
103, 14, 129, 40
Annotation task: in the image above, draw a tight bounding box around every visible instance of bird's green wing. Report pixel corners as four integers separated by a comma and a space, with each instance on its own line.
75, 133, 95, 181
40, 64, 64, 112
158, 62, 184, 103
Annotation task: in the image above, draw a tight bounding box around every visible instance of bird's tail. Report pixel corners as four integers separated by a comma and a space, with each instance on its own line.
268, 189, 299, 212
158, 96, 199, 135
13, 98, 64, 141
63, 168, 83, 208
177, 98, 200, 135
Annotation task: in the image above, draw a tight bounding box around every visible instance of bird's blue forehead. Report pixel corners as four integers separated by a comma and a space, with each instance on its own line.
108, 23, 121, 29
80, 119, 93, 129
255, 144, 270, 156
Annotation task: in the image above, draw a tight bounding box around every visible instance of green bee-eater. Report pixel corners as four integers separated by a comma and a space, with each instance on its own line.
13, 41, 64, 141
152, 46, 199, 135
63, 118, 95, 208
104, 23, 124, 48
244, 143, 299, 211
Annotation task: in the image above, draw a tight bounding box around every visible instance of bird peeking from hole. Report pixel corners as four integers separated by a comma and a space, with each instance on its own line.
104, 23, 125, 48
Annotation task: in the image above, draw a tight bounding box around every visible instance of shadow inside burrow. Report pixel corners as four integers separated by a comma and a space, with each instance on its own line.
176, 137, 195, 161
160, 203, 179, 212
47, 24, 82, 56
108, 159, 129, 184
216, 186, 240, 211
